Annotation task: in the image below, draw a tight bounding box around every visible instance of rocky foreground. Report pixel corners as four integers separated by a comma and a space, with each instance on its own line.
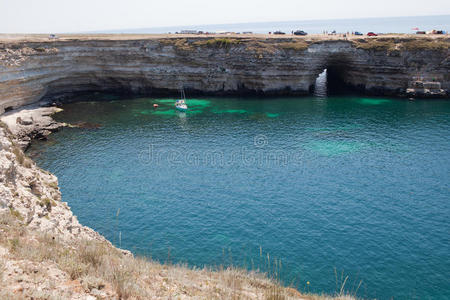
0, 109, 355, 299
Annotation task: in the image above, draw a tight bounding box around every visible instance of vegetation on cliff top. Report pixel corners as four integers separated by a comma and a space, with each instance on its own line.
0, 210, 360, 299
159, 36, 448, 54
352, 37, 449, 52
193, 38, 242, 48
159, 37, 312, 56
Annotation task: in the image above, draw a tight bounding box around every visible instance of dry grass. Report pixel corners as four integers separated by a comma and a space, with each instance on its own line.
352, 37, 449, 52
46, 181, 59, 189
194, 38, 242, 49
157, 36, 448, 56
11, 146, 25, 164
11, 145, 33, 168
38, 198, 55, 212
0, 212, 360, 299
0, 120, 9, 130
277, 40, 309, 51
265, 285, 287, 300
160, 37, 312, 55
400, 39, 449, 51
8, 208, 23, 221
244, 40, 278, 55
159, 38, 196, 52
0, 213, 289, 299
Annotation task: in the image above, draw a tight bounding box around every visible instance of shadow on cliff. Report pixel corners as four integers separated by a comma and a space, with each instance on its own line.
311, 54, 366, 97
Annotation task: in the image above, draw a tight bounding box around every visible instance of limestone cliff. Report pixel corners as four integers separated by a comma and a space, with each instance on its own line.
0, 122, 103, 242
0, 35, 449, 113
3, 34, 430, 298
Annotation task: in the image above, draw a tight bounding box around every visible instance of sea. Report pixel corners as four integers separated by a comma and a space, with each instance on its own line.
28, 87, 450, 299
96, 15, 450, 34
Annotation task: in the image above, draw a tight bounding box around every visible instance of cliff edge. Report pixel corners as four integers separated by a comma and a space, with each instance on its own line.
1, 34, 449, 113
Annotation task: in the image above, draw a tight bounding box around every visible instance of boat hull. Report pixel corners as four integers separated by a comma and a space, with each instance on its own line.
176, 105, 188, 112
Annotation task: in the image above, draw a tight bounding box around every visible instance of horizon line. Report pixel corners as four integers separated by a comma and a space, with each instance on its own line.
81, 14, 449, 34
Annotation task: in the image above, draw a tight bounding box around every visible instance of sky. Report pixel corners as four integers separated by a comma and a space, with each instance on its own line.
1, 0, 449, 33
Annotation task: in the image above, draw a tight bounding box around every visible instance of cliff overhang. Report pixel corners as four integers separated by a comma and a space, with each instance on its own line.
1, 35, 449, 113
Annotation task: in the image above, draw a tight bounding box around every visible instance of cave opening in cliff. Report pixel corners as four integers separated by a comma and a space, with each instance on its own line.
313, 69, 328, 97
313, 56, 358, 97
326, 64, 351, 95
313, 66, 352, 97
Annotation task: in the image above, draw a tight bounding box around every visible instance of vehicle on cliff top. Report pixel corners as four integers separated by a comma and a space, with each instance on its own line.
354, 31, 363, 36
294, 30, 307, 36
367, 32, 378, 36
273, 31, 286, 35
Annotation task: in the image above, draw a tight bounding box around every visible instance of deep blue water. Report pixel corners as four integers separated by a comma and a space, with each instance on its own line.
29, 96, 450, 299
99, 15, 450, 34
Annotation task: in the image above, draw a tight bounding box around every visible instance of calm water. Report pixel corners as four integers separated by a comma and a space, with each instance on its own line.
29, 96, 450, 299
100, 15, 450, 34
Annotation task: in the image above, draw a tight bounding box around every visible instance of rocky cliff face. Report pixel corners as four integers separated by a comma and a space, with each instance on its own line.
0, 122, 103, 242
0, 35, 448, 113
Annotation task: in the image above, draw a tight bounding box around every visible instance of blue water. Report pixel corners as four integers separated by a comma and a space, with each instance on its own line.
29, 96, 450, 300
99, 15, 450, 34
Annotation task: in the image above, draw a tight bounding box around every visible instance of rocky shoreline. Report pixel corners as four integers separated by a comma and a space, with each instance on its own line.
0, 103, 65, 149
0, 106, 345, 299
4, 33, 447, 299
0, 106, 98, 238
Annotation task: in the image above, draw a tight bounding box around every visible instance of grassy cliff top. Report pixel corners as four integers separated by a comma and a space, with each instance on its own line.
1, 33, 448, 43
2, 34, 448, 54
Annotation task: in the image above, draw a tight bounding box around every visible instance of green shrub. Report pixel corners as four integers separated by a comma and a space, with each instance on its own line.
277, 41, 309, 51
9, 208, 23, 221
40, 198, 53, 212
47, 181, 59, 189
195, 38, 241, 49
12, 147, 25, 165
9, 238, 20, 253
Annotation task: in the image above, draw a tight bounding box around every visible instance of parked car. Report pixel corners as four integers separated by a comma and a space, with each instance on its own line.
367, 32, 378, 36
354, 31, 363, 36
416, 31, 426, 34
294, 30, 307, 36
273, 31, 286, 35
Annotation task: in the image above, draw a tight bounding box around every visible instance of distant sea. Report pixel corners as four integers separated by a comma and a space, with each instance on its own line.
94, 15, 450, 34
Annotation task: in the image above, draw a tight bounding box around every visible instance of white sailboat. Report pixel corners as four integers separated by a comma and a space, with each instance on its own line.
175, 89, 188, 112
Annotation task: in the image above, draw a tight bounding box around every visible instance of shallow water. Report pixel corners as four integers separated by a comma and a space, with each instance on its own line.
29, 96, 450, 299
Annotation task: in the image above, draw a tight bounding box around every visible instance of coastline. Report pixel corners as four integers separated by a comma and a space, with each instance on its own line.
0, 105, 354, 299
1, 34, 448, 115
0, 32, 447, 42
1, 33, 449, 298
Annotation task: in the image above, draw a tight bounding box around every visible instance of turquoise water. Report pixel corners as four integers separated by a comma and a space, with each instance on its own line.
29, 96, 450, 299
